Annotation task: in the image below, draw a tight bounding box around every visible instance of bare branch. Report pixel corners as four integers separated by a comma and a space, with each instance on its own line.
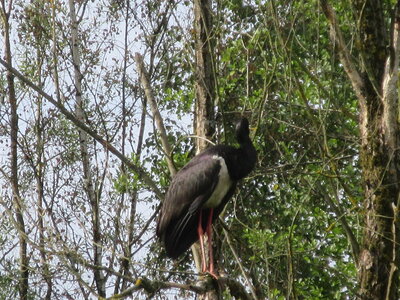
135, 52, 177, 176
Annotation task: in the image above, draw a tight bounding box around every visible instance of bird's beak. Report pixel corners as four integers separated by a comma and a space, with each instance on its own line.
249, 126, 257, 137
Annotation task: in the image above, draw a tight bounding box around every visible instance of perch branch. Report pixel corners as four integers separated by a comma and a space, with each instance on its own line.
108, 276, 254, 300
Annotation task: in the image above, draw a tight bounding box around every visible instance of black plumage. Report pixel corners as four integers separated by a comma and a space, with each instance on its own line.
156, 117, 256, 272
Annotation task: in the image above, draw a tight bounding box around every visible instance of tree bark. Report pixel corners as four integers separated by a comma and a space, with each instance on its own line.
321, 1, 400, 298
194, 0, 216, 154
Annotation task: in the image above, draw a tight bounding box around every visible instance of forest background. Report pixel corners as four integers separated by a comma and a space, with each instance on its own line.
1, 0, 400, 299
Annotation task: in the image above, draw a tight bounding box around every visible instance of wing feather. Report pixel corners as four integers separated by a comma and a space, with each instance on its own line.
156, 155, 222, 258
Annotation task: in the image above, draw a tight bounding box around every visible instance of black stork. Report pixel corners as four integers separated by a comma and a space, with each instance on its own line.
156, 117, 257, 278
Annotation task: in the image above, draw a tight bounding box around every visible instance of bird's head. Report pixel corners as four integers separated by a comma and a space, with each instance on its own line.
235, 117, 251, 144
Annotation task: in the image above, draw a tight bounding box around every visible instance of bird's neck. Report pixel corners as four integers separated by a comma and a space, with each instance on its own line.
235, 139, 256, 179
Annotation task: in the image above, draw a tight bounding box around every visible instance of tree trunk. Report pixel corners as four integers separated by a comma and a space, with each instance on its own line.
194, 0, 216, 154
321, 1, 400, 298
353, 2, 400, 298
193, 0, 218, 299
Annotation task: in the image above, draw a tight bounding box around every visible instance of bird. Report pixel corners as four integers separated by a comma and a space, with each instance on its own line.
156, 117, 257, 278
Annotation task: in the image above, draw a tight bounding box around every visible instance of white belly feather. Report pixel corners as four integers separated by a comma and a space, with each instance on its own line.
203, 156, 232, 208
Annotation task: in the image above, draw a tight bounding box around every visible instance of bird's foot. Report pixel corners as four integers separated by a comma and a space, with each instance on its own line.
205, 270, 219, 280
199, 268, 219, 280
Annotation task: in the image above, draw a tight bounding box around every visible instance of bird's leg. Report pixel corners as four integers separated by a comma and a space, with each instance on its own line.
206, 208, 218, 279
197, 210, 207, 273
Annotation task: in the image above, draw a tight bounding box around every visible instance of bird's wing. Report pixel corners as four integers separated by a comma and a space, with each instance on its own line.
156, 155, 221, 251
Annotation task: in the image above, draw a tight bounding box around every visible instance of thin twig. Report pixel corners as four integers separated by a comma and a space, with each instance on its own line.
222, 225, 258, 300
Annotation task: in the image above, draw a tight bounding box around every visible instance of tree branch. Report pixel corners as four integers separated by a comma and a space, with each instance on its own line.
222, 225, 258, 300
319, 0, 365, 102
107, 276, 253, 300
0, 57, 163, 200
314, 181, 360, 264
135, 52, 177, 176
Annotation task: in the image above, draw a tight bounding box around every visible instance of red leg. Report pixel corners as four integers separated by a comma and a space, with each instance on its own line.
206, 208, 218, 279
197, 210, 207, 272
